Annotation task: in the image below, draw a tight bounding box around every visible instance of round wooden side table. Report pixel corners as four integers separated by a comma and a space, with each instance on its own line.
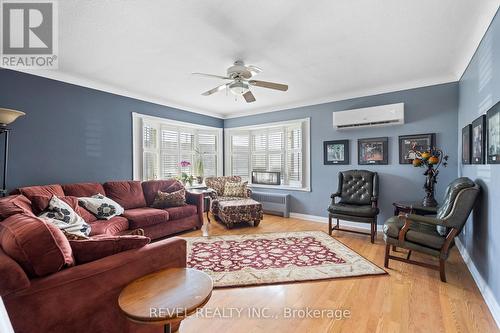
118, 268, 213, 333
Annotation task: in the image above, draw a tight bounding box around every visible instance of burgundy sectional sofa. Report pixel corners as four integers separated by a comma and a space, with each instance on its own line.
0, 179, 204, 333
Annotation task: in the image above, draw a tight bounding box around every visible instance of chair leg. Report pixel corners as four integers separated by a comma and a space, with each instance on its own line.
384, 244, 390, 268
370, 222, 375, 243
439, 259, 447, 282
328, 215, 332, 235
336, 218, 340, 229
406, 250, 412, 260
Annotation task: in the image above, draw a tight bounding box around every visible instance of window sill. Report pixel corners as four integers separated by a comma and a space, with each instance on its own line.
248, 184, 311, 192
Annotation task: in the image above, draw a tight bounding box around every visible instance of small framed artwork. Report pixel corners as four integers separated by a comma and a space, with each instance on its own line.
323, 140, 349, 165
487, 101, 500, 164
358, 137, 388, 165
472, 115, 486, 164
462, 125, 472, 164
398, 133, 435, 164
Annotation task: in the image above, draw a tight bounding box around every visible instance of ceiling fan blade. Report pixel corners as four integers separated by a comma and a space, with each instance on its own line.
192, 72, 231, 80
243, 91, 256, 103
249, 80, 288, 91
201, 83, 228, 96
247, 65, 262, 76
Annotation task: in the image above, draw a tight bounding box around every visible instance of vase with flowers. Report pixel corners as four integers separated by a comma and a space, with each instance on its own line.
176, 160, 194, 187
410, 147, 449, 207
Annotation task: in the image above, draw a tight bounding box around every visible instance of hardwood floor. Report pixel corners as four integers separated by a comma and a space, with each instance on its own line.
179, 214, 498, 333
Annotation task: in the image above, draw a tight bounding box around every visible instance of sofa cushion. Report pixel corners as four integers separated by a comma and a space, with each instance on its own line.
122, 207, 169, 229
164, 204, 197, 220
0, 195, 33, 220
0, 214, 74, 277
29, 195, 97, 223
151, 188, 186, 209
141, 179, 183, 206
89, 216, 129, 236
103, 181, 146, 209
38, 196, 92, 238
62, 182, 105, 197
18, 184, 64, 201
69, 235, 151, 264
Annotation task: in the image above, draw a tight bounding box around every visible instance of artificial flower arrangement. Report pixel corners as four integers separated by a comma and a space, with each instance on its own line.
410, 147, 449, 207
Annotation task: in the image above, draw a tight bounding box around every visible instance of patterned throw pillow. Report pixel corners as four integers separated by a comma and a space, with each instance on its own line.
223, 181, 248, 197
38, 196, 91, 238
78, 193, 125, 220
151, 189, 186, 208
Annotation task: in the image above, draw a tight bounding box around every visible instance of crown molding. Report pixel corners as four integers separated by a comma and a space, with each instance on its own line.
11, 69, 457, 121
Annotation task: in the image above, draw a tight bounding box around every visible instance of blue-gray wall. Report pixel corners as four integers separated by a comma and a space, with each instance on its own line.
458, 9, 500, 312
0, 69, 223, 189
225, 82, 459, 223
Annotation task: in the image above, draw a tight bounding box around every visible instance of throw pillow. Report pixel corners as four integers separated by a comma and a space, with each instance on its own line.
151, 188, 186, 208
39, 196, 92, 238
223, 181, 248, 197
30, 195, 97, 223
0, 195, 33, 220
0, 213, 74, 277
78, 193, 125, 220
69, 235, 150, 264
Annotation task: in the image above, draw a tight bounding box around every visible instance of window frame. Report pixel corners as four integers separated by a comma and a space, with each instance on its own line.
132, 112, 223, 181
224, 117, 311, 192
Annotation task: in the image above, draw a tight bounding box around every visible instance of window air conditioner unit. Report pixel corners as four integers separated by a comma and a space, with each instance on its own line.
332, 103, 404, 129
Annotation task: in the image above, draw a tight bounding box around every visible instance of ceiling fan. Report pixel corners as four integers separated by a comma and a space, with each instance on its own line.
193, 61, 288, 103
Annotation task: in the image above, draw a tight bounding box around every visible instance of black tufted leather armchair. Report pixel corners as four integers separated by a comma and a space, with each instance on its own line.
328, 170, 379, 243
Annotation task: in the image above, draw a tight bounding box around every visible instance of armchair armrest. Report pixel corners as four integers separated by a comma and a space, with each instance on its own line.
398, 213, 446, 242
185, 191, 204, 227
4, 238, 187, 333
330, 192, 341, 199
371, 196, 378, 208
403, 213, 446, 226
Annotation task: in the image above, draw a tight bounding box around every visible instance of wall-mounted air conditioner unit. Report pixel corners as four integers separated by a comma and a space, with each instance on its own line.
333, 103, 404, 129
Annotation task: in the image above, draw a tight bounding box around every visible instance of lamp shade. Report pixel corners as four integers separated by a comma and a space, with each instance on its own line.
0, 108, 25, 126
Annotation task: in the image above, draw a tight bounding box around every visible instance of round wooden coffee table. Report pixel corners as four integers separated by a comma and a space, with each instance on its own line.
118, 268, 213, 333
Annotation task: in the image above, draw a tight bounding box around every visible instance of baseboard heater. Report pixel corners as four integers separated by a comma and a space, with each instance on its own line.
251, 191, 290, 218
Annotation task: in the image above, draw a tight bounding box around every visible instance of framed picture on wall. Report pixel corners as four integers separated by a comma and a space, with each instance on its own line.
462, 124, 472, 164
358, 137, 388, 165
487, 101, 500, 164
323, 140, 349, 165
471, 115, 486, 164
398, 133, 435, 164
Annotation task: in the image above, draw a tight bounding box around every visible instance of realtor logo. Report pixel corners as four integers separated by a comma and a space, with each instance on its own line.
1, 0, 58, 68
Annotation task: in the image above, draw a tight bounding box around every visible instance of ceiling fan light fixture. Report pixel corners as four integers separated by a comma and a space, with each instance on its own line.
228, 81, 249, 95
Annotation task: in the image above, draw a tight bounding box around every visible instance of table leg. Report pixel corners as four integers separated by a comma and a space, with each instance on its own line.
164, 323, 171, 333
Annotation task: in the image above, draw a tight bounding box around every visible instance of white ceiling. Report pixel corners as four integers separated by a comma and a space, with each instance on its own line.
19, 0, 500, 118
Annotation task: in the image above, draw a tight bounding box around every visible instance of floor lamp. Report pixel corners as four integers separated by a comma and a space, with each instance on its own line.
0, 108, 25, 197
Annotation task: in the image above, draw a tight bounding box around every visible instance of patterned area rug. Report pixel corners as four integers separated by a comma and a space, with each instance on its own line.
185, 231, 386, 287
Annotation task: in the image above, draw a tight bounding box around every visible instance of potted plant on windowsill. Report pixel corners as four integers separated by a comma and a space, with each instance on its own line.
410, 147, 449, 207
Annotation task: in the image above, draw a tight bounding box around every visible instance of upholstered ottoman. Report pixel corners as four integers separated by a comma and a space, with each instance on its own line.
217, 198, 263, 228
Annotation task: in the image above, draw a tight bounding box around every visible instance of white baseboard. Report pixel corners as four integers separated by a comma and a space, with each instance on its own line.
455, 238, 500, 328
289, 212, 372, 231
